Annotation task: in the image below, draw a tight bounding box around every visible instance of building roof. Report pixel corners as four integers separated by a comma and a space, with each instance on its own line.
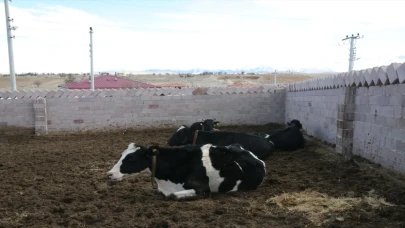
58, 75, 158, 89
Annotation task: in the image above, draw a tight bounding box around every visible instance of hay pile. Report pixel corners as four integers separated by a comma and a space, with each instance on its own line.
267, 189, 395, 226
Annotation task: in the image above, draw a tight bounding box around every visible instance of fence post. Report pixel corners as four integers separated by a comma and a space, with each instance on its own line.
34, 98, 48, 136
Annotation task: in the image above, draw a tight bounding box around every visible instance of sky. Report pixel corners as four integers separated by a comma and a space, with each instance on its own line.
0, 0, 404, 73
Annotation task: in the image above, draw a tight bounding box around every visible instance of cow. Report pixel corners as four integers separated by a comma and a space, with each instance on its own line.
166, 126, 275, 160
106, 142, 266, 199
202, 119, 219, 131
174, 119, 220, 137
191, 119, 220, 132
248, 119, 305, 151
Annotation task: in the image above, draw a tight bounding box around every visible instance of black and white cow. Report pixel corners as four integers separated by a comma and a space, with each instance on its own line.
248, 119, 305, 151
167, 127, 275, 160
106, 143, 266, 199
187, 119, 220, 132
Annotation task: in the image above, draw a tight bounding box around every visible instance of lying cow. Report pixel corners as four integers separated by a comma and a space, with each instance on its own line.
106, 143, 266, 199
248, 119, 305, 151
189, 119, 220, 132
167, 126, 275, 160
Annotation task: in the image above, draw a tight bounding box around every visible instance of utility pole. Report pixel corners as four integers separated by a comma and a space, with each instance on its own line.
89, 27, 94, 91
4, 0, 17, 91
273, 69, 277, 86
341, 33, 363, 72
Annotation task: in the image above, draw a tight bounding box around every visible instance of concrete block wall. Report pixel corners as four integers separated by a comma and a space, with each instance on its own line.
288, 62, 405, 92
335, 87, 356, 159
352, 84, 405, 173
287, 62, 405, 174
44, 92, 285, 132
0, 99, 35, 128
0, 85, 286, 132
285, 88, 341, 144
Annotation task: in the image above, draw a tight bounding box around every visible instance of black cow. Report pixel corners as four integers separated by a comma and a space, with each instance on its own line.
249, 119, 305, 151
106, 143, 266, 199
167, 126, 275, 160
268, 119, 305, 151
174, 119, 220, 137
189, 119, 220, 132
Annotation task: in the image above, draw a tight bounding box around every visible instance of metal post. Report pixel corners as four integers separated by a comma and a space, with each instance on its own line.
342, 33, 363, 72
273, 70, 277, 86
348, 38, 355, 72
89, 27, 94, 91
4, 0, 17, 91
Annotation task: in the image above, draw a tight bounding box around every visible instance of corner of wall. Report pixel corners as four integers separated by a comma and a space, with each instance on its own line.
335, 87, 356, 160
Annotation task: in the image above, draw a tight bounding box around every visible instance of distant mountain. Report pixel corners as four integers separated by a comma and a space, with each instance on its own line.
103, 66, 338, 75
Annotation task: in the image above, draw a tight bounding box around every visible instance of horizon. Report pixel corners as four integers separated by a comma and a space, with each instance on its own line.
1, 0, 405, 74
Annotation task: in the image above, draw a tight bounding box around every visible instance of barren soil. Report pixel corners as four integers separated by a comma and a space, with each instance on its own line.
0, 73, 330, 90
0, 124, 404, 228
0, 77, 65, 90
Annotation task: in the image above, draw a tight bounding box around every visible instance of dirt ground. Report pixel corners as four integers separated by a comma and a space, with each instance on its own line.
0, 77, 65, 90
0, 124, 404, 228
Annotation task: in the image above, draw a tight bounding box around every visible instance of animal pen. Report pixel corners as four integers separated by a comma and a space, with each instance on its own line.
1, 62, 405, 227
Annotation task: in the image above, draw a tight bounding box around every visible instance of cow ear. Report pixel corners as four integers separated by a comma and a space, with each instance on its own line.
127, 142, 137, 150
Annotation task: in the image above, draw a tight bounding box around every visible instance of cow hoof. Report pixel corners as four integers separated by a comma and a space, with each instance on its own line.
167, 193, 179, 200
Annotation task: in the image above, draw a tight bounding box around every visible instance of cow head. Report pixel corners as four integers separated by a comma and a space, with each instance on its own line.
167, 125, 192, 146
106, 143, 149, 181
287, 119, 302, 129
201, 119, 220, 131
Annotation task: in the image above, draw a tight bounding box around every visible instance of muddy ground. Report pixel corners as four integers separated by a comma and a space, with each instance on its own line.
0, 124, 404, 228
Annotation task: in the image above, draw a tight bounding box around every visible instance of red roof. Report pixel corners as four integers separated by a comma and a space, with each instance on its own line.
59, 75, 158, 89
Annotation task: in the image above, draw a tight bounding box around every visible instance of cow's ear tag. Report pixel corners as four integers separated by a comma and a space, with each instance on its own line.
200, 123, 203, 125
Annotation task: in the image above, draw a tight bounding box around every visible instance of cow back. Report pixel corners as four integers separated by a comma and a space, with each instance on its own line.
195, 131, 273, 160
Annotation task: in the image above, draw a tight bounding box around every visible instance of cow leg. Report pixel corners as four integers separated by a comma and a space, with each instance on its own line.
169, 183, 209, 200
171, 189, 197, 199
181, 166, 211, 198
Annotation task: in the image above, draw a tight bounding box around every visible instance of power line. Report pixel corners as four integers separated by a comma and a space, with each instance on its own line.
3, 0, 17, 91
341, 33, 364, 72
